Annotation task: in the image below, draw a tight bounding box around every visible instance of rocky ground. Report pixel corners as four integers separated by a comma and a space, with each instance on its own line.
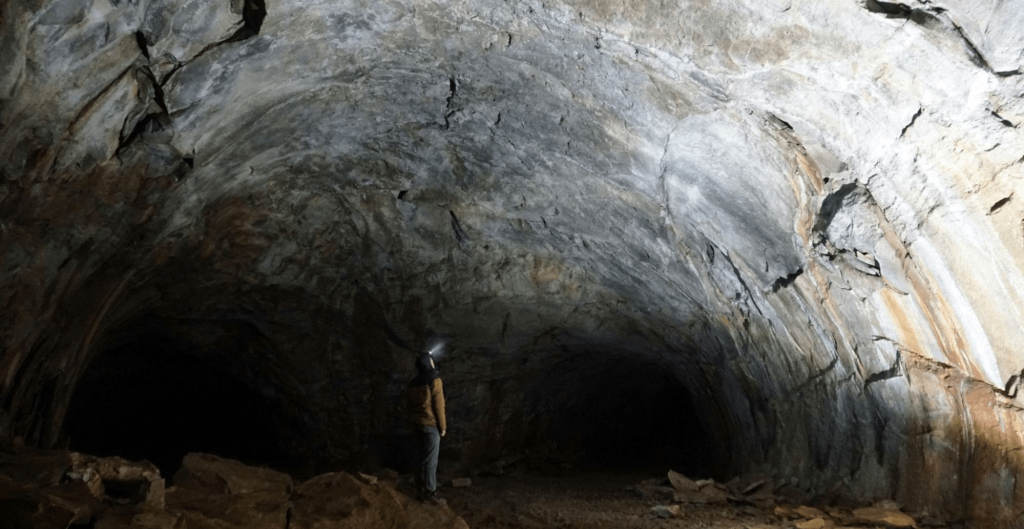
441, 469, 934, 529
0, 444, 467, 529
0, 439, 948, 528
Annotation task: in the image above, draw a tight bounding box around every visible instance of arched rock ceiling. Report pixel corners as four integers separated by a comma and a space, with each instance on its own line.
3, 0, 1024, 523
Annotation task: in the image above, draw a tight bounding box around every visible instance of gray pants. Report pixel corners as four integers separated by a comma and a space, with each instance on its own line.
419, 426, 440, 493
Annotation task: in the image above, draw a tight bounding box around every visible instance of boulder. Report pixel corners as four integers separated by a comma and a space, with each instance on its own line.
165, 485, 291, 529
0, 449, 160, 528
291, 472, 409, 529
667, 470, 699, 493
677, 485, 729, 505
164, 454, 293, 529
171, 453, 293, 495
70, 454, 165, 508
664, 474, 730, 504
0, 484, 97, 529
94, 507, 183, 529
794, 518, 826, 529
291, 471, 468, 529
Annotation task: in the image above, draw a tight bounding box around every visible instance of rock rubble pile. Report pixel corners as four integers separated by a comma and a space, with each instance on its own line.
0, 445, 467, 529
638, 470, 923, 528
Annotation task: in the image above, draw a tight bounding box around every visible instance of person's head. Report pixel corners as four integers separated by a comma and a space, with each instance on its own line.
411, 352, 439, 386
414, 352, 437, 377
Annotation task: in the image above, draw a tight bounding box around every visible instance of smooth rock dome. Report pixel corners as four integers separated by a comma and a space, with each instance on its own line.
2, 0, 1024, 525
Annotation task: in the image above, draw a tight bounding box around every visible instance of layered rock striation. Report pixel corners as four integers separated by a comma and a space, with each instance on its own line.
3, 0, 1024, 525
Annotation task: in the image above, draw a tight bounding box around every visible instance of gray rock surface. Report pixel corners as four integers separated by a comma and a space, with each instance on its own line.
3, 0, 1024, 525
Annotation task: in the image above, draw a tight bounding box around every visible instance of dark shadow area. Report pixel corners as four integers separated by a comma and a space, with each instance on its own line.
523, 353, 717, 478
62, 324, 295, 477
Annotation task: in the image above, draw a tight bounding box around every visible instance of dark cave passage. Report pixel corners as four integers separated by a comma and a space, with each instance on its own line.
62, 323, 297, 477
523, 352, 718, 478
61, 313, 726, 484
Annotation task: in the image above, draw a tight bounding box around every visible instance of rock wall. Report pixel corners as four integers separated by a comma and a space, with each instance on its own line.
3, 0, 1024, 526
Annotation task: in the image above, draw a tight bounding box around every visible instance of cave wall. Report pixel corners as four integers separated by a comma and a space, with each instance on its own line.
3, 0, 1024, 525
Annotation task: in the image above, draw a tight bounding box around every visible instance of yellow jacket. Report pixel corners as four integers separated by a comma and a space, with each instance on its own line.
408, 378, 446, 432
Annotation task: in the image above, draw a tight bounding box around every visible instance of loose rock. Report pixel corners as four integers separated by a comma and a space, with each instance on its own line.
794, 505, 828, 520
794, 517, 826, 529
668, 470, 699, 493
650, 504, 681, 519
852, 506, 917, 528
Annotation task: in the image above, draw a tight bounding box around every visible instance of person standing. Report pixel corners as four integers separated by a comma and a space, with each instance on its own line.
408, 352, 447, 505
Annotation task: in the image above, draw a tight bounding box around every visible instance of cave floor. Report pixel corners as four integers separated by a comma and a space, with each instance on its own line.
440, 471, 922, 529
443, 471, 771, 528
446, 472, 689, 528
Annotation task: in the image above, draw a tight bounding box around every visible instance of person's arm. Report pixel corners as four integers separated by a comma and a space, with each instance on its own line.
433, 378, 447, 435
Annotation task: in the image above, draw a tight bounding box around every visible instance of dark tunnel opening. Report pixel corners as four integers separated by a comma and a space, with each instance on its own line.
62, 322, 298, 477
523, 352, 718, 478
